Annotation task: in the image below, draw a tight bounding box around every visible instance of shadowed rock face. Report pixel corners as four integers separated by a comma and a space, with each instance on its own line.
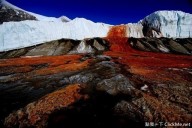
129, 38, 192, 54
142, 21, 162, 37
1, 25, 192, 128
0, 4, 37, 24
0, 38, 109, 59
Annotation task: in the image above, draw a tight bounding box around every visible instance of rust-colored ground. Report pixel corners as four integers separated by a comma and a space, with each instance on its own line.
4, 84, 89, 127
1, 25, 192, 128
0, 54, 92, 76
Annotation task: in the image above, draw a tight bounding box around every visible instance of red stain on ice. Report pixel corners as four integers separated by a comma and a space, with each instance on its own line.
105, 25, 192, 83
106, 25, 131, 52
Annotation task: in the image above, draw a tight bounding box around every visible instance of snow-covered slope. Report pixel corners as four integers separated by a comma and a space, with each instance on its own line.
141, 11, 192, 38
1, 0, 71, 22
0, 0, 110, 51
0, 18, 111, 51
0, 0, 37, 24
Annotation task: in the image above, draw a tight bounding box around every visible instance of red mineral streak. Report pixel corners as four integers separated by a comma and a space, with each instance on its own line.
106, 25, 130, 52
35, 59, 91, 76
0, 55, 92, 76
0, 55, 82, 67
106, 25, 192, 84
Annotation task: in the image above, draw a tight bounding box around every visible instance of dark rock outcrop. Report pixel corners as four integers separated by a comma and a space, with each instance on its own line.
97, 74, 134, 95
0, 4, 37, 24
0, 38, 109, 59
130, 38, 192, 54
142, 21, 162, 37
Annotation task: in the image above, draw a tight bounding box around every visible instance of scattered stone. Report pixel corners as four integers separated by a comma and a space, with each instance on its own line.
96, 74, 134, 95
141, 84, 148, 91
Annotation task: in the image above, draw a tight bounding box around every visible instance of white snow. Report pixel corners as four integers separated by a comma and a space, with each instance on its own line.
142, 11, 192, 38
76, 40, 93, 53
126, 23, 144, 38
0, 0, 111, 51
59, 16, 71, 22
21, 55, 43, 58
0, 18, 111, 51
69, 40, 94, 54
158, 45, 170, 53
141, 84, 148, 91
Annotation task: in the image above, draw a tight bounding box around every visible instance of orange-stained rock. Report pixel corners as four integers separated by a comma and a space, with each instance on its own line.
0, 54, 92, 77
139, 92, 192, 122
4, 84, 89, 128
0, 55, 81, 67
105, 50, 192, 84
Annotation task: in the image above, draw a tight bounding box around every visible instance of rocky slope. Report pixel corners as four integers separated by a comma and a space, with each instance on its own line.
129, 38, 192, 54
1, 26, 192, 128
1, 51, 192, 128
0, 38, 109, 59
0, 37, 191, 59
0, 5, 37, 24
0, 0, 37, 24
0, 0, 71, 23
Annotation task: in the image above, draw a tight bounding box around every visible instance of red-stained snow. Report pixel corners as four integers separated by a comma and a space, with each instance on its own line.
106, 25, 192, 84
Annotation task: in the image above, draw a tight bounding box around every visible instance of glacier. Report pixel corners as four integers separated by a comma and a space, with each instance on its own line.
0, 19, 111, 51
141, 11, 192, 38
0, 0, 192, 52
126, 23, 144, 38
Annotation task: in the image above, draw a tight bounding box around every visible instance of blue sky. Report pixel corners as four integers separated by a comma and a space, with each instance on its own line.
7, 0, 192, 25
